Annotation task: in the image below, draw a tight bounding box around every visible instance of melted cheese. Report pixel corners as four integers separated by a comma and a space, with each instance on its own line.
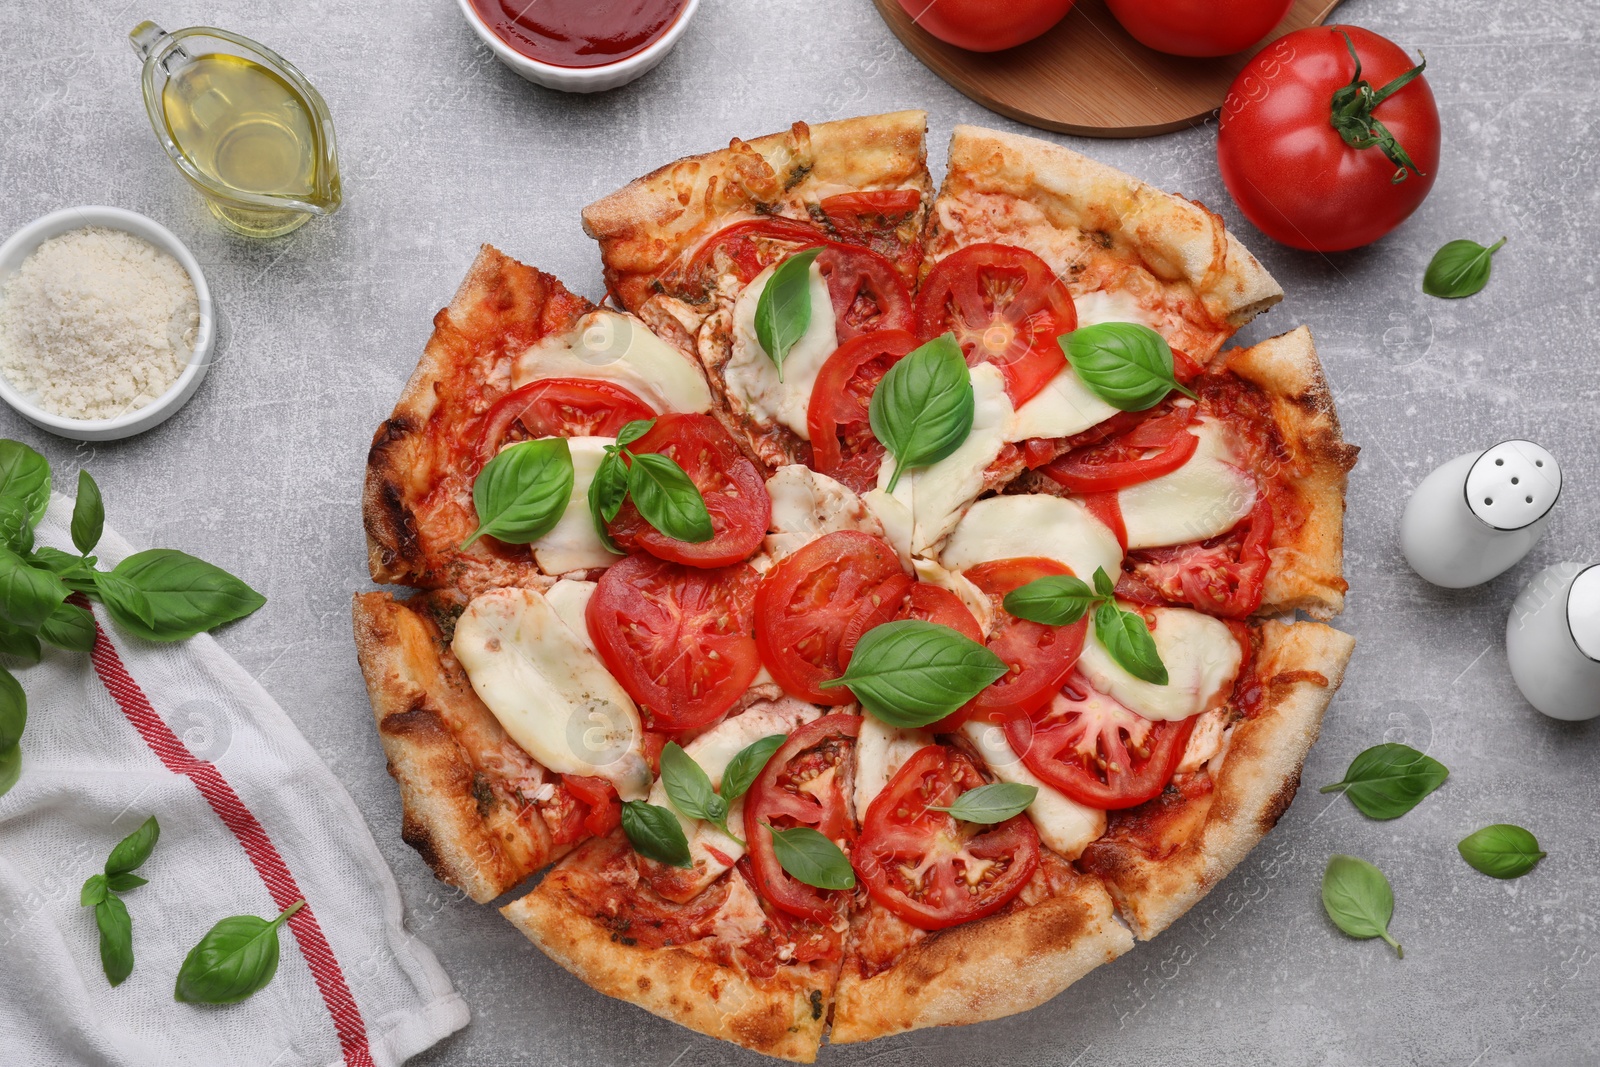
874, 363, 1013, 557
1176, 706, 1230, 775
940, 493, 1123, 585
529, 436, 617, 575
1006, 364, 1119, 442
1076, 605, 1242, 722
1118, 418, 1257, 550
854, 716, 932, 817
725, 261, 838, 439
960, 721, 1105, 859
1072, 288, 1163, 329
544, 578, 597, 653
511, 309, 712, 413
763, 464, 883, 561
452, 588, 650, 799
911, 556, 996, 636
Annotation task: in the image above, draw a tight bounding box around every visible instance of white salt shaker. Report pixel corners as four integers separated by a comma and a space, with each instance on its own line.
1506, 562, 1600, 721
1401, 441, 1561, 588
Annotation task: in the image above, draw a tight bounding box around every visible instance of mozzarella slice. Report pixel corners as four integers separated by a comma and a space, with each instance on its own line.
725, 261, 838, 440
874, 363, 1013, 557
528, 436, 617, 575
452, 588, 650, 800
647, 698, 819, 898
1006, 363, 1119, 443
511, 309, 712, 414
763, 464, 883, 560
544, 578, 597, 653
861, 488, 913, 567
1076, 605, 1242, 722
911, 556, 995, 636
1176, 706, 1230, 775
1118, 418, 1257, 550
940, 493, 1123, 586
1071, 288, 1163, 329
854, 715, 932, 817
960, 721, 1105, 859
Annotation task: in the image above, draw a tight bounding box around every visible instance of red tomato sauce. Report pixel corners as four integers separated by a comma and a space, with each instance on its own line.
469, 0, 689, 68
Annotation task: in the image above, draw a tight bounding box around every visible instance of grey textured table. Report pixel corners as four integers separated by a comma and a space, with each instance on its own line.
3, 1, 1597, 1064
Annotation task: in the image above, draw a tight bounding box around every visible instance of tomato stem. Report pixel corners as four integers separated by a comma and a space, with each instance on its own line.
1328, 30, 1428, 184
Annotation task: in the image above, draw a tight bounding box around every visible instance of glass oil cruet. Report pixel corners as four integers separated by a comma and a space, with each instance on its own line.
130, 21, 341, 238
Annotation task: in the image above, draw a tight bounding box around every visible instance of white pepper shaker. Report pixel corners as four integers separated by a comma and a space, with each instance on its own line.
1506, 562, 1600, 721
1401, 441, 1561, 588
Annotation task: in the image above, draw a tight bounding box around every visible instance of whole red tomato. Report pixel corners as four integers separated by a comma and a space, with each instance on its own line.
896, 0, 1077, 52
1106, 0, 1293, 57
1217, 25, 1440, 252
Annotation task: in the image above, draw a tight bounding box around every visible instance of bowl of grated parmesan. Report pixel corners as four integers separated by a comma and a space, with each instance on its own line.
0, 206, 214, 441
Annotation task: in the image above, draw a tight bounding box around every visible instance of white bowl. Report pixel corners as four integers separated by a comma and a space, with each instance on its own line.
456, 0, 700, 93
0, 206, 214, 442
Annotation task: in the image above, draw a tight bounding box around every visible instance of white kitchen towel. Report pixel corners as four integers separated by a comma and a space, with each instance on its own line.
0, 496, 469, 1067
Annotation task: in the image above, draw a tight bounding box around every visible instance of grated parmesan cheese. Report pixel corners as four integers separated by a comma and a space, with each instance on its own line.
0, 227, 197, 421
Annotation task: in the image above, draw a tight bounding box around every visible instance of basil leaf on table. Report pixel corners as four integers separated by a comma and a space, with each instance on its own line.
763, 823, 855, 890
0, 666, 25, 751
0, 441, 51, 550
754, 248, 823, 380
933, 782, 1037, 825
587, 450, 630, 555
80, 873, 108, 908
869, 333, 975, 493
626, 452, 714, 544
105, 815, 160, 876
0, 618, 42, 663
95, 550, 266, 642
461, 437, 574, 549
621, 800, 693, 868
659, 742, 733, 839
28, 546, 98, 581
0, 546, 68, 630
71, 469, 105, 555
1003, 574, 1098, 626
95, 894, 135, 986
38, 602, 95, 652
0, 744, 19, 796
1319, 743, 1448, 820
106, 872, 149, 892
174, 899, 304, 1004
1458, 824, 1546, 879
1321, 854, 1402, 958
1093, 601, 1168, 685
819, 619, 1008, 728
1423, 237, 1505, 299
720, 734, 786, 805
1061, 322, 1196, 411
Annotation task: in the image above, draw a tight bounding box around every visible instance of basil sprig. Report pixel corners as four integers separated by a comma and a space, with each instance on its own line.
1319, 743, 1448, 820
80, 815, 160, 987
1457, 823, 1545, 879
1060, 322, 1196, 411
174, 899, 304, 1004
819, 619, 1007, 728
1005, 567, 1169, 685
655, 735, 788, 852
1321, 854, 1402, 958
932, 782, 1037, 824
869, 334, 975, 493
763, 823, 855, 890
588, 419, 713, 550
754, 248, 823, 380
461, 437, 574, 549
621, 799, 692, 868
1423, 237, 1505, 299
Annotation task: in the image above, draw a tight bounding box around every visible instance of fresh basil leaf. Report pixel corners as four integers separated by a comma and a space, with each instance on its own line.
1423, 237, 1505, 299
621, 800, 692, 868
174, 899, 303, 1004
0, 619, 41, 664
721, 734, 786, 805
1092, 565, 1116, 599
1003, 574, 1097, 626
1061, 322, 1196, 411
0, 547, 68, 630
97, 550, 265, 642
763, 823, 855, 890
933, 782, 1037, 824
587, 450, 629, 556
105, 815, 160, 876
1457, 823, 1545, 879
0, 666, 23, 751
93, 572, 156, 629
754, 247, 823, 380
820, 619, 1008, 728
614, 419, 655, 450
1321, 854, 1402, 958
80, 873, 108, 908
1318, 743, 1448, 820
868, 334, 975, 493
0, 441, 51, 551
38, 602, 94, 652
71, 469, 104, 555
1093, 602, 1168, 685
96, 894, 135, 986
660, 742, 721, 824
462, 437, 574, 549
29, 547, 97, 580
106, 872, 149, 893
627, 452, 714, 544
0, 744, 19, 797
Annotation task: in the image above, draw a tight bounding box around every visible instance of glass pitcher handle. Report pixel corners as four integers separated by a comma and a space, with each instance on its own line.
128, 20, 169, 60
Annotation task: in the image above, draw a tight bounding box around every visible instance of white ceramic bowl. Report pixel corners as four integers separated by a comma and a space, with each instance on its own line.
0, 206, 214, 442
456, 0, 700, 93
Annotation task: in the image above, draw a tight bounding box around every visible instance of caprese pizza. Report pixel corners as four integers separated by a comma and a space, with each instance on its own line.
354, 112, 1357, 1061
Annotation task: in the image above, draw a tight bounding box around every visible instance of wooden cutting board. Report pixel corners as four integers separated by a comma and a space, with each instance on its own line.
872, 0, 1344, 138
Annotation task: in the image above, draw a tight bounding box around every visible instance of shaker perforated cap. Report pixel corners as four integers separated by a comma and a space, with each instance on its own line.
1569, 565, 1600, 662
1465, 441, 1561, 531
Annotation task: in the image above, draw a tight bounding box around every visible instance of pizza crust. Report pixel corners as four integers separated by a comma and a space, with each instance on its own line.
352, 590, 563, 903
1079, 619, 1356, 940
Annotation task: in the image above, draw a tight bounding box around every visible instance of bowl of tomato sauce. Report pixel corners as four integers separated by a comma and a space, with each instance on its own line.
458, 0, 699, 93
